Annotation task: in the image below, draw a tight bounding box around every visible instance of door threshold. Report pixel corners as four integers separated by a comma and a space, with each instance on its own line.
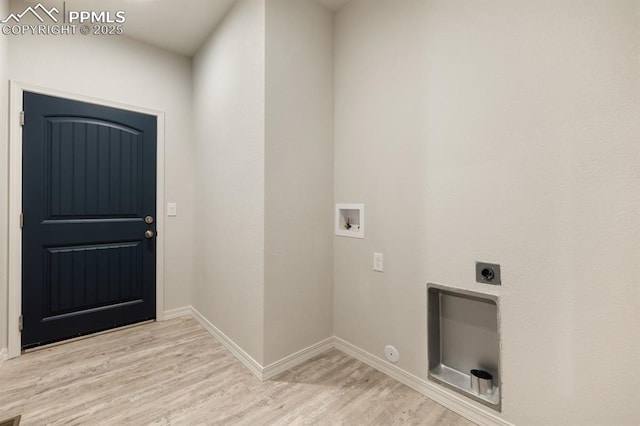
23, 320, 155, 354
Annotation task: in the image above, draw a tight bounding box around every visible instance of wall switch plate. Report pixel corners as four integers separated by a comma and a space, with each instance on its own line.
167, 203, 177, 217
373, 252, 384, 272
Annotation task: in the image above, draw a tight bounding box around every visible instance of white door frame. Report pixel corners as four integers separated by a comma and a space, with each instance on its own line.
7, 81, 166, 358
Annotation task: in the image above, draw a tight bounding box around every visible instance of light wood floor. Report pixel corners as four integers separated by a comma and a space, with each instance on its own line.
0, 317, 475, 425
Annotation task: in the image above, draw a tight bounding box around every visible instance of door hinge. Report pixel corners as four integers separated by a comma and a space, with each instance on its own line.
18, 315, 23, 333
19, 111, 25, 126
20, 212, 24, 229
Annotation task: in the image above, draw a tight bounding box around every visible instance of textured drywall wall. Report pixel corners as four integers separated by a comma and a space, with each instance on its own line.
192, 0, 266, 364
334, 0, 640, 424
264, 0, 334, 365
6, 32, 194, 312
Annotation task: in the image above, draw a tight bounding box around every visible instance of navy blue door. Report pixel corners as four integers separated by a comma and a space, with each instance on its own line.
22, 92, 157, 349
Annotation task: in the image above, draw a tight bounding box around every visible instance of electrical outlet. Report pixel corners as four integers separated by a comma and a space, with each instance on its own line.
373, 252, 384, 272
475, 261, 501, 285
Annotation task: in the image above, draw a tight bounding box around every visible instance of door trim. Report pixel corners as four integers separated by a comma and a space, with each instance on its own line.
7, 81, 166, 358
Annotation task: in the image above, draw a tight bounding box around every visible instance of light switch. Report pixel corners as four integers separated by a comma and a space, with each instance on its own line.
167, 203, 177, 217
373, 252, 384, 272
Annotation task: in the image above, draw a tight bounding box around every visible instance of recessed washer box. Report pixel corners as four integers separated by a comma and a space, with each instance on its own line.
335, 203, 364, 238
427, 283, 501, 411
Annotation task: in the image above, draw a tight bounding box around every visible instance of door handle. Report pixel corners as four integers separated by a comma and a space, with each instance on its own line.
145, 230, 154, 239
145, 216, 154, 224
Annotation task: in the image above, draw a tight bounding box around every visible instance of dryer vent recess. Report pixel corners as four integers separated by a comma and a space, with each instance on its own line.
475, 262, 501, 286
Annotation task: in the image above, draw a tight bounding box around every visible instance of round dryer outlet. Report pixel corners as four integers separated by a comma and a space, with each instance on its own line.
384, 345, 399, 363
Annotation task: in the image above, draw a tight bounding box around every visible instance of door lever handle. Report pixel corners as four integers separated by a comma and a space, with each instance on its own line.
145, 230, 154, 239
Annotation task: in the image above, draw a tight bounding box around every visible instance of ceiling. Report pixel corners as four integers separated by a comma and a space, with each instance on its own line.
22, 0, 352, 57
30, 0, 238, 56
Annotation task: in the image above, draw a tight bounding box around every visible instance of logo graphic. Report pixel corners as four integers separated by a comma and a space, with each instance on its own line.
1, 3, 59, 24
2, 2, 126, 37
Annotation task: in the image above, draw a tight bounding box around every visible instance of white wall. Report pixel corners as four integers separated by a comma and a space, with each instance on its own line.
6, 32, 194, 314
192, 0, 266, 364
0, 0, 9, 353
334, 1, 640, 424
264, 0, 334, 365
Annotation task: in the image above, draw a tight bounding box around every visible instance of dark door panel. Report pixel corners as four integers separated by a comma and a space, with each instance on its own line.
43, 242, 144, 318
22, 92, 157, 349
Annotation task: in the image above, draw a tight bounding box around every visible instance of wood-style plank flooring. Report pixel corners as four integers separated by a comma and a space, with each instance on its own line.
0, 317, 475, 425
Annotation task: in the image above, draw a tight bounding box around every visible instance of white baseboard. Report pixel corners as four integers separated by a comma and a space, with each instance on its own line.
162, 306, 510, 426
0, 348, 7, 368
163, 306, 193, 320
171, 306, 336, 382
333, 337, 512, 426
188, 306, 264, 379
262, 336, 335, 380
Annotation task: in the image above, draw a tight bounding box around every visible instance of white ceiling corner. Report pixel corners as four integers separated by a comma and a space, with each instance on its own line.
30, 0, 237, 56
17, 0, 351, 56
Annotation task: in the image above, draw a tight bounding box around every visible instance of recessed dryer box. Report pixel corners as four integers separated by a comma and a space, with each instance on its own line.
335, 203, 364, 238
427, 283, 501, 411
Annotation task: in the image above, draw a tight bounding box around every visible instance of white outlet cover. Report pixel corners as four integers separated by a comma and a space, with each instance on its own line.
373, 252, 383, 272
167, 202, 177, 217
384, 345, 399, 363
